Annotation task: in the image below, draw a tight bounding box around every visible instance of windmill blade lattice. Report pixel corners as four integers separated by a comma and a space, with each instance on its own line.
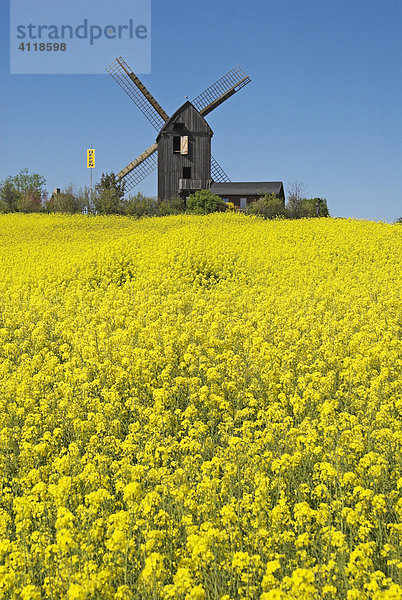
192, 66, 251, 117
106, 57, 169, 131
119, 151, 158, 192
211, 156, 231, 183
117, 143, 158, 179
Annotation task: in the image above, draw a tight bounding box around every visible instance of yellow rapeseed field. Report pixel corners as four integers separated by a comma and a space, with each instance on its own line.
0, 213, 401, 600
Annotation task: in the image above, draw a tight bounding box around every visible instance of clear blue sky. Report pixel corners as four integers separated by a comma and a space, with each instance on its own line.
1, 0, 401, 221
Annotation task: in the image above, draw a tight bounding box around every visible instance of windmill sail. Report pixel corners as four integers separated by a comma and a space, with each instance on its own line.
117, 143, 157, 179
211, 156, 231, 183
117, 144, 158, 191
192, 66, 251, 117
106, 57, 169, 131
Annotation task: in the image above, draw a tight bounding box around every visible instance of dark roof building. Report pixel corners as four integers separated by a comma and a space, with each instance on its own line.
211, 181, 285, 210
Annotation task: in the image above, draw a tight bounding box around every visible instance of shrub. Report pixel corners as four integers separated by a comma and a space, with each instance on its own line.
296, 198, 330, 218
123, 192, 157, 217
93, 173, 126, 215
156, 196, 185, 216
248, 193, 286, 219
0, 199, 9, 213
94, 189, 124, 215
45, 185, 84, 214
186, 189, 226, 214
17, 190, 43, 213
76, 187, 93, 214
316, 198, 329, 217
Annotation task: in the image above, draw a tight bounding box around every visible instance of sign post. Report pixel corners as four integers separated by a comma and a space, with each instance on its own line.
87, 147, 95, 212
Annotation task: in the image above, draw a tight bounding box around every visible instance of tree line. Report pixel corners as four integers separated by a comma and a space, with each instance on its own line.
0, 169, 330, 219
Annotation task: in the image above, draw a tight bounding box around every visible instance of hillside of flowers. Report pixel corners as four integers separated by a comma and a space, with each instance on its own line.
0, 213, 401, 600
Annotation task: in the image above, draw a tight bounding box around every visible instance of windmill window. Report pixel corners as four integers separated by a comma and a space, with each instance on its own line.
180, 136, 188, 155
173, 136, 181, 153
173, 122, 184, 131
183, 167, 192, 179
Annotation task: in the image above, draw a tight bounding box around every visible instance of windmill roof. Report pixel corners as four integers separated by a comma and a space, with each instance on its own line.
211, 182, 284, 196
156, 101, 212, 140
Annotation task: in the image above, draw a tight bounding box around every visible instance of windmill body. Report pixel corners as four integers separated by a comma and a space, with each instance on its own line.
156, 101, 213, 201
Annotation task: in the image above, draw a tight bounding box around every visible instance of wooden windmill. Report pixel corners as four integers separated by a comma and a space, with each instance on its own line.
106, 57, 251, 200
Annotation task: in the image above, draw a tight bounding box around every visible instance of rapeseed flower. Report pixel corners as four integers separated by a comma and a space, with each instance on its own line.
0, 213, 400, 599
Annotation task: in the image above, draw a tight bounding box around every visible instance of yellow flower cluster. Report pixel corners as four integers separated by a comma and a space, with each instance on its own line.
0, 213, 401, 599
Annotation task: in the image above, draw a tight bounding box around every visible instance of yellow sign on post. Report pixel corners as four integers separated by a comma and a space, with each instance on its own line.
87, 148, 95, 168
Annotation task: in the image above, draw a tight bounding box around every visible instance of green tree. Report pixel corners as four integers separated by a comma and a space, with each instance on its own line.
312, 197, 329, 217
18, 190, 43, 213
1, 169, 47, 212
12, 168, 46, 196
94, 172, 126, 215
0, 180, 19, 212
97, 172, 126, 199
186, 189, 226, 214
295, 198, 330, 218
